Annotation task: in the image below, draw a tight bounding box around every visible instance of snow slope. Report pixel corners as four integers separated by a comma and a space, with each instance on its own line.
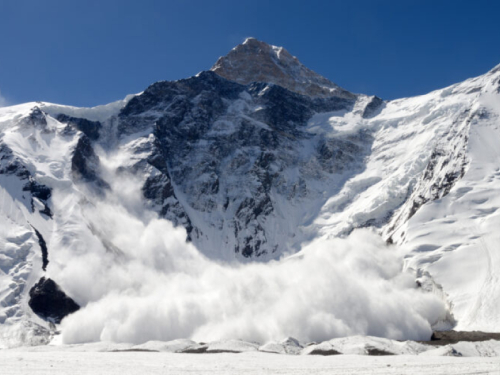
397, 70, 500, 331
306, 64, 500, 331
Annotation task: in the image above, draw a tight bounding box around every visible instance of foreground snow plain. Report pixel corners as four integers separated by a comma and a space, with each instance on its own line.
2, 350, 500, 375
3, 336, 500, 374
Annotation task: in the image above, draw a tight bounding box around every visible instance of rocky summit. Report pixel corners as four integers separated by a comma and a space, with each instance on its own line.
211, 37, 355, 99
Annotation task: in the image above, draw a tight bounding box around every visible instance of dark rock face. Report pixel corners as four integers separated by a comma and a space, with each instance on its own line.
362, 96, 384, 118
28, 277, 80, 324
23, 179, 51, 201
142, 173, 195, 240
0, 142, 53, 217
57, 114, 102, 141
0, 71, 377, 261
0, 142, 31, 178
117, 71, 372, 259
121, 71, 243, 119
211, 37, 355, 99
308, 348, 342, 355
365, 347, 395, 356
179, 345, 208, 353
23, 178, 53, 218
247, 82, 353, 135
32, 227, 49, 271
427, 330, 500, 346
385, 108, 471, 241
0, 109, 54, 217
71, 135, 109, 190
21, 107, 48, 129
316, 133, 370, 174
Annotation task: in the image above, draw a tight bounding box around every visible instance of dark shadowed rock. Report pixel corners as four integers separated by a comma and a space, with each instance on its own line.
57, 114, 102, 140
365, 347, 395, 356
31, 227, 49, 271
23, 178, 53, 218
179, 345, 208, 353
0, 142, 31, 178
28, 277, 80, 324
362, 96, 384, 118
71, 135, 110, 191
0, 142, 53, 217
22, 107, 48, 129
117, 68, 369, 260
308, 348, 342, 355
211, 37, 355, 99
425, 330, 500, 346
385, 108, 471, 237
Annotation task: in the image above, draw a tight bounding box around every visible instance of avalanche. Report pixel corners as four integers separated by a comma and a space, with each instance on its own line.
1, 39, 500, 352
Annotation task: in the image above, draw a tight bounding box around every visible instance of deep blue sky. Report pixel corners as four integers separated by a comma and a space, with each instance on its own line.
1, 0, 500, 107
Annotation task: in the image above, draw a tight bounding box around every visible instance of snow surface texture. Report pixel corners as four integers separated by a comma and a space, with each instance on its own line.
5, 335, 500, 356
1, 39, 500, 350
390, 69, 500, 332
1, 353, 499, 375
2, 338, 500, 375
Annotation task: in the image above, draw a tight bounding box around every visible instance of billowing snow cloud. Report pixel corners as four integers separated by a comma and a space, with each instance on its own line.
0, 89, 8, 107
47, 153, 448, 345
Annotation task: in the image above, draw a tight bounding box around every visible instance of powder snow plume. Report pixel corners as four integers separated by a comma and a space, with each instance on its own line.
41, 151, 449, 345
0, 89, 8, 107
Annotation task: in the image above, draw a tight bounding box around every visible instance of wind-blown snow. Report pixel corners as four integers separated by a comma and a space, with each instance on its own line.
0, 89, 8, 107
0, 94, 136, 126
40, 94, 137, 122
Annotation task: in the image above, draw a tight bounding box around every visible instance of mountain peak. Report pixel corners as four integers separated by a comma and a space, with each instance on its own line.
211, 38, 355, 99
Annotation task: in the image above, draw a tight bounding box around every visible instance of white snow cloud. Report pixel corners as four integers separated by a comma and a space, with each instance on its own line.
49, 153, 448, 346
0, 89, 8, 107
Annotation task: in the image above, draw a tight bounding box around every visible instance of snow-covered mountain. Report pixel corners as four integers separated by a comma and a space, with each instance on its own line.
1, 38, 500, 347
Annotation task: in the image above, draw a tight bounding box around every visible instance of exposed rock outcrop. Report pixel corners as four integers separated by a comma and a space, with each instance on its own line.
211, 37, 355, 99
28, 278, 80, 324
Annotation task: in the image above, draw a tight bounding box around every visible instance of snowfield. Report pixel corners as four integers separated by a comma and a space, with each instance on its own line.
2, 339, 500, 375
1, 352, 500, 375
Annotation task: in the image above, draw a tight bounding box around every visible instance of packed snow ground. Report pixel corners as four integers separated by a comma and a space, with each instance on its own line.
2, 350, 500, 375
1, 353, 500, 375
3, 336, 500, 374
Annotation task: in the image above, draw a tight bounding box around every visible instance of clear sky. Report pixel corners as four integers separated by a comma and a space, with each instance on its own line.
1, 0, 500, 107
